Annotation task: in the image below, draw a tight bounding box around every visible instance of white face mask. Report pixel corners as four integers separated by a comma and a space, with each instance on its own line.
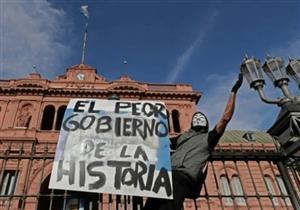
192, 113, 207, 127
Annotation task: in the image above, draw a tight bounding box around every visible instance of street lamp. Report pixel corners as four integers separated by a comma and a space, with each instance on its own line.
240, 57, 265, 88
262, 56, 293, 99
240, 56, 284, 105
240, 55, 300, 151
262, 56, 288, 86
286, 58, 300, 89
241, 55, 300, 209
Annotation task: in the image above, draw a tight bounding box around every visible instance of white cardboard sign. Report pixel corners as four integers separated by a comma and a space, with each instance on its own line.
49, 99, 173, 199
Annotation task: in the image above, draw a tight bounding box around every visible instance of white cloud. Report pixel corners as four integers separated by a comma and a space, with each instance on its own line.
199, 73, 281, 131
166, 10, 218, 83
166, 34, 203, 83
0, 1, 72, 79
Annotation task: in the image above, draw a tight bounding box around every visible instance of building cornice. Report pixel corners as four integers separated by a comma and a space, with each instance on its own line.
0, 87, 201, 103
0, 64, 202, 104
0, 67, 201, 103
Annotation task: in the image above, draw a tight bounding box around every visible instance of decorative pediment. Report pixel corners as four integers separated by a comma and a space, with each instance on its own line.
7, 72, 47, 89
55, 63, 108, 83
67, 63, 96, 71
118, 75, 135, 82
13, 80, 47, 89
108, 75, 145, 91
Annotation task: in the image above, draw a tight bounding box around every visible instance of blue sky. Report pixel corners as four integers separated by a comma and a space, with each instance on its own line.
1, 0, 299, 131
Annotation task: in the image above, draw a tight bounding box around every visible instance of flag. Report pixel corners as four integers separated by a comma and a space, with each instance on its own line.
80, 5, 89, 19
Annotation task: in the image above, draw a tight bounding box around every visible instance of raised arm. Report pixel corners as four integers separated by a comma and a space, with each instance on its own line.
215, 73, 243, 134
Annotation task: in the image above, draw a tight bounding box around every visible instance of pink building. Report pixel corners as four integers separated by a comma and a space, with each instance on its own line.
0, 64, 298, 210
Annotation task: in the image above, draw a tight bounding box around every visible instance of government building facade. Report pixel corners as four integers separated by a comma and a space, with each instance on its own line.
0, 64, 298, 210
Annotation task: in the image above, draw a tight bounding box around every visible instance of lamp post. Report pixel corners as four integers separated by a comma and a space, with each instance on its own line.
241, 57, 279, 104
240, 55, 300, 209
240, 55, 300, 149
262, 56, 294, 99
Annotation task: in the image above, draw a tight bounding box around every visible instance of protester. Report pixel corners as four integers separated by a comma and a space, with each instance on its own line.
143, 73, 243, 210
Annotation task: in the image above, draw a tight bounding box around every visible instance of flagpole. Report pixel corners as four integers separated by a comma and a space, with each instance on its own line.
81, 21, 88, 64
80, 5, 89, 64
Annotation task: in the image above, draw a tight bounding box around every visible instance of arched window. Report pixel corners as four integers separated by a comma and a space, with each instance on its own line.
172, 110, 180, 133
41, 105, 55, 130
276, 175, 292, 206
264, 175, 278, 206
232, 175, 246, 205
55, 105, 67, 130
0, 170, 18, 195
220, 175, 233, 205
